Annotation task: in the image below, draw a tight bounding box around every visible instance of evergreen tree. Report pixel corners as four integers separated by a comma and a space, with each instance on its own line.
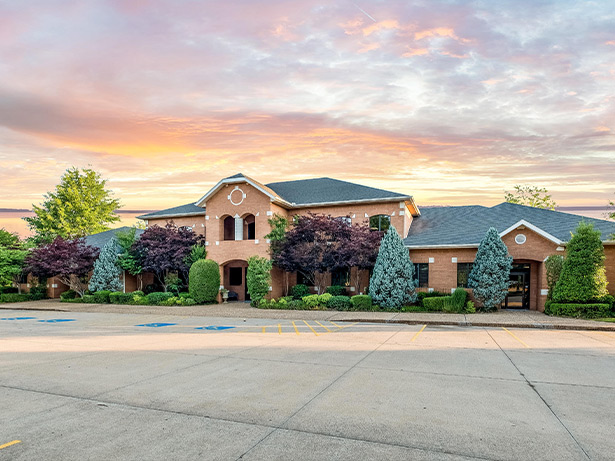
468, 227, 513, 311
246, 255, 272, 307
552, 222, 608, 303
368, 226, 416, 309
89, 238, 123, 292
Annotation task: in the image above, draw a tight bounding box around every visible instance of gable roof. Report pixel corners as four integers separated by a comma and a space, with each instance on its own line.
265, 177, 413, 208
137, 203, 206, 220
194, 173, 292, 208
403, 202, 615, 248
84, 227, 145, 250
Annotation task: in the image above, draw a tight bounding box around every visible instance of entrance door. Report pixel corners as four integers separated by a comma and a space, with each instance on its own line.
506, 264, 530, 309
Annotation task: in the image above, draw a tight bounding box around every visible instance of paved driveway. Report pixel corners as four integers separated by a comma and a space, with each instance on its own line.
1, 309, 614, 460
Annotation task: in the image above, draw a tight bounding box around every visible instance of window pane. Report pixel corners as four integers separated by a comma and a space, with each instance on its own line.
229, 267, 242, 286
369, 215, 391, 232
457, 263, 473, 288
331, 268, 350, 286
413, 263, 429, 288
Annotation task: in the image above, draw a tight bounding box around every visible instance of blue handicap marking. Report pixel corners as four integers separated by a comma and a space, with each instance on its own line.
1, 317, 37, 320
37, 319, 76, 323
136, 322, 177, 328
195, 326, 236, 331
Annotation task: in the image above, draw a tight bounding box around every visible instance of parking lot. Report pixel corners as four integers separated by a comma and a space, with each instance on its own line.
1, 309, 614, 460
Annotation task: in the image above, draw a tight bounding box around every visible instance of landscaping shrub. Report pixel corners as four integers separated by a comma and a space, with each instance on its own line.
93, 290, 112, 304
301, 293, 332, 309
178, 292, 190, 299
131, 294, 148, 305
81, 294, 97, 303
465, 301, 476, 313
132, 290, 145, 297
146, 292, 174, 305
350, 295, 372, 310
109, 291, 123, 304
545, 254, 564, 300
89, 238, 123, 292
189, 259, 220, 304
416, 291, 447, 306
0, 287, 19, 294
29, 284, 47, 300
291, 284, 310, 300
545, 303, 611, 319
247, 256, 272, 307
258, 297, 309, 310
181, 298, 197, 306
327, 295, 351, 311
143, 284, 158, 295
553, 222, 608, 303
422, 296, 448, 311
60, 290, 77, 301
0, 293, 30, 303
326, 285, 346, 296
440, 288, 469, 313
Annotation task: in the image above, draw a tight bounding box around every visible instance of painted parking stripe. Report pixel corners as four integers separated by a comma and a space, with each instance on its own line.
0, 440, 21, 450
502, 327, 530, 348
292, 321, 300, 335
411, 324, 427, 342
1, 317, 36, 320
37, 319, 75, 323
135, 323, 177, 328
303, 320, 319, 336
315, 321, 332, 333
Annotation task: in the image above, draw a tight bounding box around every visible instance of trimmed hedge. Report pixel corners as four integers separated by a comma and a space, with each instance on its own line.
545, 302, 611, 319
0, 293, 31, 303
60, 290, 77, 301
422, 296, 448, 311
327, 295, 351, 311
350, 295, 372, 310
417, 291, 448, 307
326, 285, 347, 296
302, 293, 332, 309
291, 284, 310, 300
189, 259, 220, 304
146, 292, 174, 305
93, 290, 112, 304
421, 289, 468, 313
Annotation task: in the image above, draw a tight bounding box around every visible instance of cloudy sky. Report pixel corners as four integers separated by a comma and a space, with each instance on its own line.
1, 0, 614, 211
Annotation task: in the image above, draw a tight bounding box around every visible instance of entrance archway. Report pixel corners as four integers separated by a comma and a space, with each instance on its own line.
222, 260, 249, 302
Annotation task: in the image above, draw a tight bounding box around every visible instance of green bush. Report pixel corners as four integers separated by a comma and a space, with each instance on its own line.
0, 286, 19, 294
301, 293, 331, 309
159, 296, 181, 306
291, 284, 310, 300
93, 290, 112, 303
189, 259, 220, 304
327, 295, 352, 311
465, 301, 476, 313
545, 303, 611, 319
109, 291, 134, 304
422, 296, 448, 311
29, 284, 47, 300
0, 293, 30, 303
417, 291, 448, 306
326, 285, 347, 296
81, 294, 97, 303
178, 292, 191, 299
146, 292, 174, 305
131, 294, 148, 305
182, 298, 197, 306
258, 297, 309, 310
132, 290, 145, 297
60, 289, 77, 300
247, 255, 272, 307
350, 295, 372, 310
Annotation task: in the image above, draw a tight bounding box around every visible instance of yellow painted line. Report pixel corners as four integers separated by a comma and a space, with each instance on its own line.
278, 323, 282, 335
292, 321, 300, 335
315, 321, 332, 332
262, 326, 266, 334
411, 324, 427, 342
0, 440, 21, 450
330, 321, 343, 329
502, 327, 530, 348
303, 320, 319, 336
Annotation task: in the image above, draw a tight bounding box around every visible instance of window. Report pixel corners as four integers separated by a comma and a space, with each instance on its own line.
229, 267, 243, 286
457, 263, 473, 288
331, 267, 350, 287
223, 216, 235, 240
244, 214, 256, 240
369, 214, 390, 232
413, 263, 429, 288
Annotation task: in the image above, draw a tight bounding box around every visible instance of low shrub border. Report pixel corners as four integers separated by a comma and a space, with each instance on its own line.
0, 293, 41, 303
545, 302, 612, 319
61, 290, 205, 307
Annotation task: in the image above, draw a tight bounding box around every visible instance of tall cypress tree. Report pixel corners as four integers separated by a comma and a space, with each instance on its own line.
368, 226, 416, 309
89, 238, 123, 292
552, 222, 608, 303
468, 227, 512, 311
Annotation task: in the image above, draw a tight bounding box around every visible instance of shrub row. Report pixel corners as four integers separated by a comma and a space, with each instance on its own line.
0, 293, 45, 303
420, 289, 472, 313
545, 302, 612, 319
62, 290, 198, 307
258, 294, 375, 311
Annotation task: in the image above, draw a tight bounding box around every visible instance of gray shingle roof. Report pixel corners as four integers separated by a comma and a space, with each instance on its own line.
265, 177, 410, 206
84, 227, 145, 250
137, 203, 205, 220
403, 202, 615, 247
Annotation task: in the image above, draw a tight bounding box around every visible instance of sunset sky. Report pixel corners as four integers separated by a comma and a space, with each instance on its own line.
1, 0, 614, 211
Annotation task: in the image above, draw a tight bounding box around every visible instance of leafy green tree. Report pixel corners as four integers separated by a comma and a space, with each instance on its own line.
0, 229, 28, 292
544, 254, 564, 300
368, 226, 417, 309
24, 167, 121, 244
468, 228, 513, 311
552, 222, 608, 303
89, 238, 123, 292
185, 244, 207, 267
504, 185, 557, 210
189, 259, 220, 303
246, 255, 272, 306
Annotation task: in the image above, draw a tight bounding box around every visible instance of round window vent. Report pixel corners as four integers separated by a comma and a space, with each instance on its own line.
515, 234, 527, 245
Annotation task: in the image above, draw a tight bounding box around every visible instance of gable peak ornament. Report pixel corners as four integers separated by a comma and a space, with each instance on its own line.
228, 186, 246, 205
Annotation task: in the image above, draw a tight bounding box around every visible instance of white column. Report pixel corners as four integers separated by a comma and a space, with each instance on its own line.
235, 216, 243, 241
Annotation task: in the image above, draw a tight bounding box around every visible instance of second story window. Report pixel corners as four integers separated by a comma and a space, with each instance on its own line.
244, 214, 256, 240
369, 214, 391, 232
223, 216, 235, 240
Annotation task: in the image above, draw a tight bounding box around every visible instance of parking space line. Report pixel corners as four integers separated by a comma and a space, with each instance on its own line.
502, 327, 530, 348
278, 323, 282, 334
315, 321, 332, 332
303, 320, 319, 336
411, 324, 426, 342
292, 321, 300, 335
262, 326, 266, 334
0, 440, 21, 450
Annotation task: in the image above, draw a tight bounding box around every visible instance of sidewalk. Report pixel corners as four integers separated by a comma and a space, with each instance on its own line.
3, 299, 615, 331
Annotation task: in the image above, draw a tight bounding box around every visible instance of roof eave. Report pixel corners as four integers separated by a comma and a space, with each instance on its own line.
405, 243, 480, 249
289, 196, 414, 209
195, 176, 293, 208
137, 211, 207, 220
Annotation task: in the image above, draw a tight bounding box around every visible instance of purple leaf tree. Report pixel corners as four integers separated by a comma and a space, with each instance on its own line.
25, 237, 99, 297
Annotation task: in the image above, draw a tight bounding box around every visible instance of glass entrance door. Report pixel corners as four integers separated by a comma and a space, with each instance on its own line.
506, 264, 530, 309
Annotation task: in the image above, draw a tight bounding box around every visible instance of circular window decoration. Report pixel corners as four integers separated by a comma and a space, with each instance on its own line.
515, 234, 527, 245
228, 186, 245, 206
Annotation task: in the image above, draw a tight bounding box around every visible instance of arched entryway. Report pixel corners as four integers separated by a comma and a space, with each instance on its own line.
222, 260, 250, 302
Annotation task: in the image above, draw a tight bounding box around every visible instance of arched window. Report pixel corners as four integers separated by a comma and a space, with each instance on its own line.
369, 214, 390, 232
244, 214, 256, 240
223, 216, 235, 240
